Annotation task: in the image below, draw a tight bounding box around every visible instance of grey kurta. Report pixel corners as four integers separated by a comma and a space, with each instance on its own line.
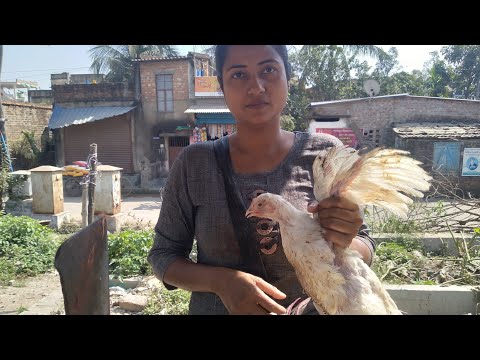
147, 131, 375, 314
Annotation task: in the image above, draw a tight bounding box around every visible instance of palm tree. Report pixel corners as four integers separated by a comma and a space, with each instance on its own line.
89, 45, 179, 83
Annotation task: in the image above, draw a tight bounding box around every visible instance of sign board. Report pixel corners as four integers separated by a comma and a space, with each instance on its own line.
462, 148, 480, 176
16, 79, 39, 88
194, 76, 223, 97
316, 128, 358, 148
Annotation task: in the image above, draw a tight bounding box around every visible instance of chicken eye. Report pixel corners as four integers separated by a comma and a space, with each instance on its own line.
258, 202, 263, 207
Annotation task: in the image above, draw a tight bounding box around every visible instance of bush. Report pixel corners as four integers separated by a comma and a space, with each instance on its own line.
0, 215, 59, 284
108, 229, 154, 277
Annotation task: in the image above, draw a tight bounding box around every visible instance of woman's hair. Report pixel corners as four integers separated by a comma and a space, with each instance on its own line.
214, 45, 291, 90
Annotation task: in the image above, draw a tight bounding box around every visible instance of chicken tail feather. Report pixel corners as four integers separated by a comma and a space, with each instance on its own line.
313, 146, 432, 219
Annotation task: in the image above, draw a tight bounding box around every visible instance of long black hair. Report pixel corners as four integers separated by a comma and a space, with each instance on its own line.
214, 45, 291, 91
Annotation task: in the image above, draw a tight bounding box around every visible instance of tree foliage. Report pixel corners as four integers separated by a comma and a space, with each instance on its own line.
89, 45, 179, 83
441, 45, 480, 99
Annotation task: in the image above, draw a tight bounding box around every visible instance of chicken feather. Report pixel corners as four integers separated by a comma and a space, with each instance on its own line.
245, 145, 432, 314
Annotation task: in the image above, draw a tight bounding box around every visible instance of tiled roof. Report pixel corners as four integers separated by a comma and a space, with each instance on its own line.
393, 122, 480, 139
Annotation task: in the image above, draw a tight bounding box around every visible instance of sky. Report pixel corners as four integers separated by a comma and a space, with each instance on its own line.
1, 45, 445, 90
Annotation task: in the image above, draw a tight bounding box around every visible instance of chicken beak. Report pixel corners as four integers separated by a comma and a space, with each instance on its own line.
245, 209, 253, 218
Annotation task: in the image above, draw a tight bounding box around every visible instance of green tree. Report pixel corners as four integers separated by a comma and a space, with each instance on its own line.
423, 51, 453, 97
441, 45, 480, 99
89, 45, 179, 83
280, 114, 295, 132
372, 47, 400, 78
284, 45, 386, 128
293, 45, 386, 101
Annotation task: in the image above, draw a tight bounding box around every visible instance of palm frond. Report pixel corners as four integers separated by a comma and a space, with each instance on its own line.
89, 45, 179, 83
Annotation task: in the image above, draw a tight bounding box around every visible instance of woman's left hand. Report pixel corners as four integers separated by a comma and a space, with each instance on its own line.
307, 196, 363, 249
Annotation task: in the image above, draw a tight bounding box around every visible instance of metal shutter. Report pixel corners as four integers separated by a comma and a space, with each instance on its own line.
64, 114, 133, 173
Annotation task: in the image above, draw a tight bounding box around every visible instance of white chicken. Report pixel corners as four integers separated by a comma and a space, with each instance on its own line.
245, 146, 432, 315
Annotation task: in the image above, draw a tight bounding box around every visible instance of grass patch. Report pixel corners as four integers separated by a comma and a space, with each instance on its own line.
143, 286, 191, 315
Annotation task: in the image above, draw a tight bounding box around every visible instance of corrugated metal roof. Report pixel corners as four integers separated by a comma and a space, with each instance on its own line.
184, 104, 230, 113
393, 122, 480, 139
49, 105, 136, 129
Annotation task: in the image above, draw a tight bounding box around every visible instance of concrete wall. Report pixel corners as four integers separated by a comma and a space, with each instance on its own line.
51, 72, 69, 86
385, 285, 478, 315
28, 90, 53, 105
69, 74, 105, 85
2, 100, 52, 150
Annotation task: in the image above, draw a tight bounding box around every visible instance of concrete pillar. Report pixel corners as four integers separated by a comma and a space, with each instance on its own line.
95, 165, 122, 215
10, 170, 32, 198
30, 165, 64, 214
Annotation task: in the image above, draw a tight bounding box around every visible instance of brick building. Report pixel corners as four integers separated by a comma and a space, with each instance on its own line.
47, 52, 234, 184
48, 82, 136, 173
2, 101, 52, 146
133, 52, 234, 172
1, 101, 53, 169
308, 94, 480, 195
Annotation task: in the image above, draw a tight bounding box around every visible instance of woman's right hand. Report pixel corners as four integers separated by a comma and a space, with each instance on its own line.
214, 269, 287, 315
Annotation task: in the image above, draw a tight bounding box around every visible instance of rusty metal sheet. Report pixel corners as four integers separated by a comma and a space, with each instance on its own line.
54, 216, 110, 315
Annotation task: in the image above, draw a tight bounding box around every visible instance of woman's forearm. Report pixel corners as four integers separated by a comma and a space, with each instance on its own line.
163, 258, 232, 294
350, 236, 373, 266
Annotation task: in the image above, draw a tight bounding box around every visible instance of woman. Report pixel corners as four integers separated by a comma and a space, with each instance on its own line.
148, 45, 375, 315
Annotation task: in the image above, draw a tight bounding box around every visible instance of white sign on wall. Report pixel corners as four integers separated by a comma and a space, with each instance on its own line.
461, 148, 480, 176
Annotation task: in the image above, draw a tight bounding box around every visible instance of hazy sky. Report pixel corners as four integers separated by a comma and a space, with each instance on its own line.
1, 45, 444, 90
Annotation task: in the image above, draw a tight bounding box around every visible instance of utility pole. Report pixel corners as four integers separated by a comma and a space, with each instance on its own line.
0, 45, 12, 172
88, 143, 97, 224
0, 45, 5, 131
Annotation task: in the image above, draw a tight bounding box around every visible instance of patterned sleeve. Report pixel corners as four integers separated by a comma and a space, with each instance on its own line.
355, 224, 376, 267
147, 147, 195, 290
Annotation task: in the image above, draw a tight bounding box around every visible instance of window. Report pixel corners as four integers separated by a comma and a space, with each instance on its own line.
433, 142, 460, 175
156, 74, 173, 112
361, 128, 381, 148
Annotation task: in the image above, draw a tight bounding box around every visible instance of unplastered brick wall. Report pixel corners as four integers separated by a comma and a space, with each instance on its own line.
2, 101, 52, 148
140, 60, 190, 103
399, 137, 480, 195
139, 60, 192, 121
52, 83, 134, 104
310, 95, 480, 148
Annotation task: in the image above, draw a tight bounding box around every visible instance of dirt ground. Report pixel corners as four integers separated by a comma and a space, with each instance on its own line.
0, 270, 61, 315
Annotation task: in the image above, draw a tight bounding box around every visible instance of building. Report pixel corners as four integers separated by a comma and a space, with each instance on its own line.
28, 90, 53, 105
133, 52, 235, 172
48, 81, 137, 174
47, 52, 237, 184
1, 100, 53, 170
308, 94, 480, 195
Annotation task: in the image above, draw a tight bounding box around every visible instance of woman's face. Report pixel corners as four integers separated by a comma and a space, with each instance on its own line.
221, 45, 288, 127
